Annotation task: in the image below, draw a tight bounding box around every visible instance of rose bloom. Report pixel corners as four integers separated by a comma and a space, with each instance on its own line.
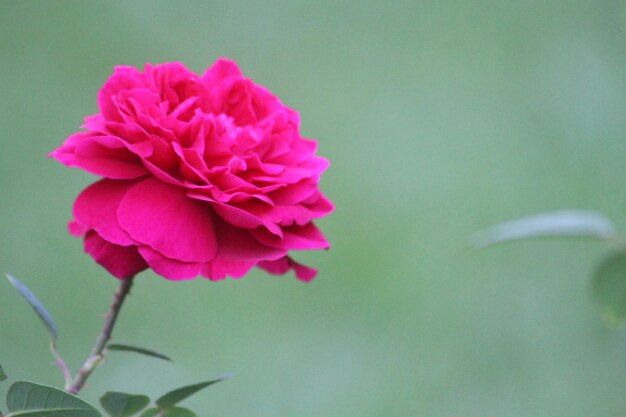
51, 59, 334, 282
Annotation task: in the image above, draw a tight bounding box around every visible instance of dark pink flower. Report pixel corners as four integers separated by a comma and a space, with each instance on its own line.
51, 59, 333, 282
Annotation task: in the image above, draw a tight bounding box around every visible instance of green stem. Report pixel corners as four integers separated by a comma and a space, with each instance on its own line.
50, 339, 72, 387
66, 277, 135, 394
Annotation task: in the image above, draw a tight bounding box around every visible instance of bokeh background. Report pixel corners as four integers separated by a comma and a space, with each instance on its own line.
1, 1, 626, 416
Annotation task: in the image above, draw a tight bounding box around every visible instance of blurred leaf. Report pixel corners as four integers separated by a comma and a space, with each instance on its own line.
100, 392, 150, 417
160, 408, 197, 417
6, 381, 101, 417
155, 375, 232, 409
139, 408, 197, 417
0, 364, 6, 382
139, 409, 159, 417
6, 410, 98, 417
592, 252, 626, 326
5, 274, 58, 341
470, 210, 618, 249
107, 344, 172, 362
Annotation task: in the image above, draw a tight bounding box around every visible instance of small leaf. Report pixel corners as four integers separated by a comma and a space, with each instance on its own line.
6, 381, 101, 417
107, 344, 172, 362
6, 274, 58, 341
6, 410, 98, 417
139, 409, 160, 417
155, 375, 233, 409
160, 408, 197, 417
470, 210, 618, 249
100, 392, 150, 417
0, 364, 7, 382
592, 252, 626, 326
140, 408, 197, 417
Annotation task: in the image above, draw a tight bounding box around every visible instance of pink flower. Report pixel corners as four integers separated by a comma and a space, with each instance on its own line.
51, 59, 334, 282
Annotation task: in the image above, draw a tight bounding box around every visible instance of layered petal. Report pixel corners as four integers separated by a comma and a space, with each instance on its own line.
50, 132, 149, 179
137, 246, 204, 280
54, 58, 333, 282
136, 218, 286, 281
258, 257, 318, 282
84, 231, 148, 279
73, 179, 137, 245
251, 222, 330, 250
117, 178, 218, 263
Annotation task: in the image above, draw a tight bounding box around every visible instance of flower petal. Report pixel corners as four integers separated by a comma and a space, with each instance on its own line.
257, 256, 318, 282
137, 246, 257, 281
68, 220, 88, 237
118, 178, 218, 262
98, 66, 146, 122
137, 218, 285, 281
84, 231, 148, 279
201, 58, 243, 88
55, 59, 334, 282
251, 222, 330, 250
212, 218, 286, 261
50, 132, 148, 179
202, 258, 257, 280
138, 246, 203, 280
73, 179, 137, 246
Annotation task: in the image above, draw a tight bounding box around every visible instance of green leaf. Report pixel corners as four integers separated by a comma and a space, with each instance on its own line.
139, 408, 197, 417
6, 274, 58, 341
0, 364, 7, 382
139, 409, 160, 417
470, 210, 618, 249
160, 408, 197, 417
6, 381, 101, 417
5, 410, 99, 417
100, 392, 150, 417
592, 252, 626, 326
107, 344, 172, 362
155, 375, 232, 409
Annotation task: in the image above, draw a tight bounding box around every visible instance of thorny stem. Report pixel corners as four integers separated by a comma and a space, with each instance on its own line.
66, 277, 135, 394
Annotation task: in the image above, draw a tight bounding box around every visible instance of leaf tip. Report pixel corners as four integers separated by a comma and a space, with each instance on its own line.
5, 273, 58, 341
217, 372, 235, 381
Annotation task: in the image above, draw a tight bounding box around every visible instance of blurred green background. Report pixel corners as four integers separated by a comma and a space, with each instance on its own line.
1, 1, 626, 416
